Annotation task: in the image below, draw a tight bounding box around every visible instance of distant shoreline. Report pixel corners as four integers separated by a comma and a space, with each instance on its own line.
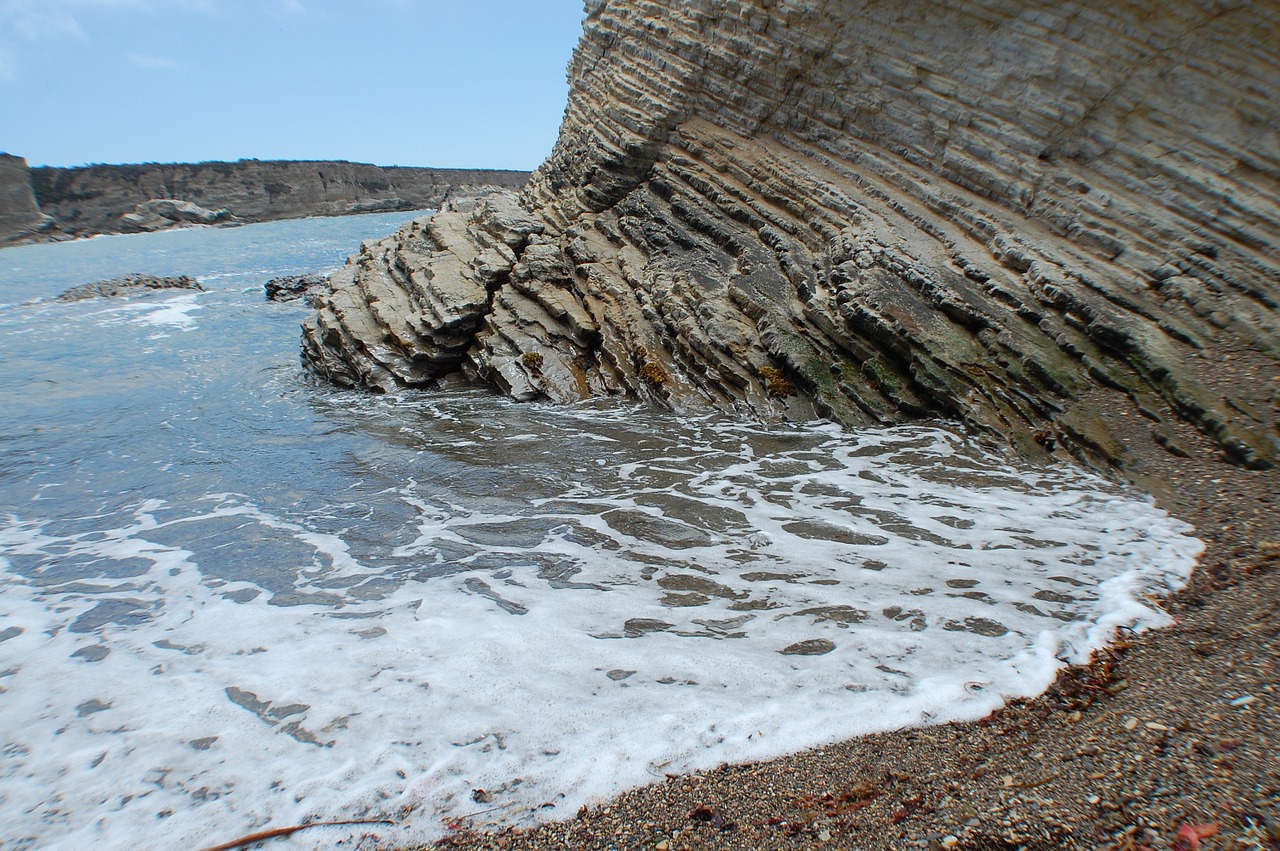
0, 154, 529, 246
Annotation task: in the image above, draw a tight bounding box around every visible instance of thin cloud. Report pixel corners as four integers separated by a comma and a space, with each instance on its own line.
0, 0, 210, 81
0, 1, 86, 41
0, 1, 199, 44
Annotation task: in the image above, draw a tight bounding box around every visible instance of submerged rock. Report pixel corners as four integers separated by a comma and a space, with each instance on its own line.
301, 0, 1279, 474
57, 273, 203, 303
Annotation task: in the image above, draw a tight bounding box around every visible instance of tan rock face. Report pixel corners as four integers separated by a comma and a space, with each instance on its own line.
302, 0, 1279, 471
0, 154, 53, 244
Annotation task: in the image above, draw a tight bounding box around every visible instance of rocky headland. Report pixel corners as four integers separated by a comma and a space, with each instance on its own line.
0, 157, 529, 244
302, 0, 1278, 489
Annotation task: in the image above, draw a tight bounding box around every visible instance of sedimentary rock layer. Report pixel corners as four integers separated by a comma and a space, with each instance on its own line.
16, 159, 529, 241
302, 0, 1280, 474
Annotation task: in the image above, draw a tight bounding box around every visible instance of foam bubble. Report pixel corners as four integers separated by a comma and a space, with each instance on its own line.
0, 410, 1202, 850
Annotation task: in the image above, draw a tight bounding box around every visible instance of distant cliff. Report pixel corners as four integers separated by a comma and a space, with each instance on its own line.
302, 0, 1278, 478
0, 154, 53, 243
0, 158, 529, 243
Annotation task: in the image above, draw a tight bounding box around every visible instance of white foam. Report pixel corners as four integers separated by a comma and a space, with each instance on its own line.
0, 416, 1202, 851
134, 293, 202, 332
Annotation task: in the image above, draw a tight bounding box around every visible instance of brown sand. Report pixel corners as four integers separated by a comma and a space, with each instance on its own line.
423, 372, 1278, 851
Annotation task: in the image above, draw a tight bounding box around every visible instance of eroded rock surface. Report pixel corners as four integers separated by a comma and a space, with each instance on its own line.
302, 0, 1279, 474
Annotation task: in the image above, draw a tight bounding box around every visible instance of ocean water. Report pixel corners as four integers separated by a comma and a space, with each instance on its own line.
0, 214, 1202, 850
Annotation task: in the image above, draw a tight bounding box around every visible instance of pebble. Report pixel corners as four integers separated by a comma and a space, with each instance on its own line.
1123, 717, 1139, 731
941, 836, 959, 848
1229, 695, 1256, 708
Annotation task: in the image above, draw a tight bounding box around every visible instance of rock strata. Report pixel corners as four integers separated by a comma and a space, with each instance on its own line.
302, 0, 1279, 476
57, 273, 203, 303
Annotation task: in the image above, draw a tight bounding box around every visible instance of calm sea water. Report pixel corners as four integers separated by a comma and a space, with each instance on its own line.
0, 214, 1201, 850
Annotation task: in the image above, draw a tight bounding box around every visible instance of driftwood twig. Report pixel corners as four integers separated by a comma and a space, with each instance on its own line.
198, 818, 397, 851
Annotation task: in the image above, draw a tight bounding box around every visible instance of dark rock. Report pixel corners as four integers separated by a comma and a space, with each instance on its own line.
57, 273, 203, 303
265, 273, 327, 304
71, 645, 110, 662
780, 638, 837, 656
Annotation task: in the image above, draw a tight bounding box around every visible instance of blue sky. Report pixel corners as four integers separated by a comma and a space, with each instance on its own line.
0, 0, 585, 170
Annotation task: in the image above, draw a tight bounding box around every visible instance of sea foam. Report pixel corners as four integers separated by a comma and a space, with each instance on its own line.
0, 406, 1202, 851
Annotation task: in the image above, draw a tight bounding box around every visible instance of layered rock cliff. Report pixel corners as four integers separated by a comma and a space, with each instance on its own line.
302, 0, 1280, 476
16, 159, 529, 241
0, 154, 53, 243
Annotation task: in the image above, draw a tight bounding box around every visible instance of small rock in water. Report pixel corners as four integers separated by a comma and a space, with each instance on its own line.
56, 273, 202, 303
780, 638, 836, 655
623, 618, 673, 637
71, 645, 110, 663
75, 699, 111, 717
264, 273, 327, 304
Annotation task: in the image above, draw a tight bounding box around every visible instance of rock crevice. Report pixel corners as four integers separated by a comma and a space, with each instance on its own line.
302, 0, 1279, 474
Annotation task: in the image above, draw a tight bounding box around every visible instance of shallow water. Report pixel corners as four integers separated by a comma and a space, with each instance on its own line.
0, 215, 1202, 850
